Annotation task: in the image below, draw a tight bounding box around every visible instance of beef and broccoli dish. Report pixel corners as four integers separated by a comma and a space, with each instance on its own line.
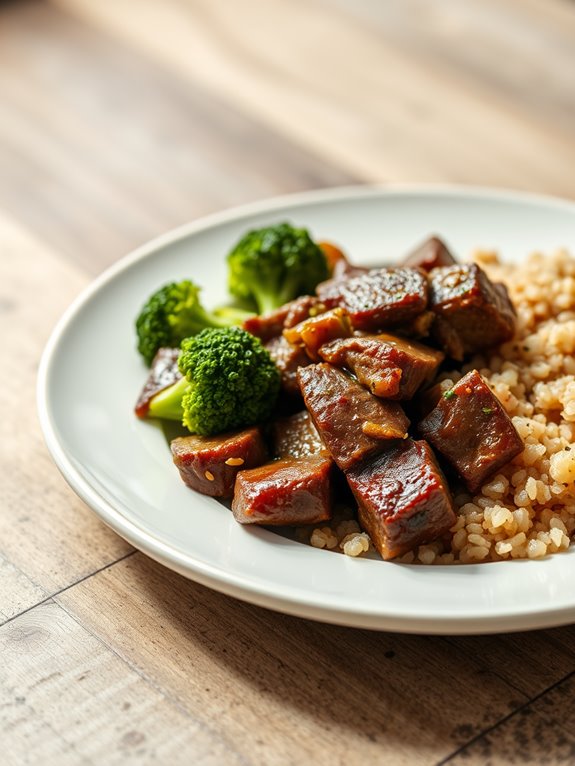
134, 223, 575, 564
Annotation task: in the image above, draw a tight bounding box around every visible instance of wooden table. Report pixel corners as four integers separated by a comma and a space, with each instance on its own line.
3, 0, 575, 763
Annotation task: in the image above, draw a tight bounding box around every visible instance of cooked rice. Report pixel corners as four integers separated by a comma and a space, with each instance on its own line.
306, 249, 575, 563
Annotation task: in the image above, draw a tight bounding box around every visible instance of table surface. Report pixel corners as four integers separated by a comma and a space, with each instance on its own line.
3, 0, 575, 763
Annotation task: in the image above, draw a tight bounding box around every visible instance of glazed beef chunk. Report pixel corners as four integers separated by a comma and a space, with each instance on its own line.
316, 267, 428, 331
171, 427, 268, 498
319, 333, 444, 401
283, 308, 353, 360
298, 363, 409, 471
346, 439, 456, 560
243, 304, 291, 342
134, 347, 181, 417
272, 410, 325, 459
232, 455, 333, 526
401, 236, 457, 272
265, 335, 312, 397
242, 296, 321, 342
429, 264, 516, 360
418, 369, 523, 492
416, 378, 455, 419
283, 296, 323, 329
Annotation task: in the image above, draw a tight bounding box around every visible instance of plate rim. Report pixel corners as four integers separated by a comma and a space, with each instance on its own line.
37, 182, 575, 634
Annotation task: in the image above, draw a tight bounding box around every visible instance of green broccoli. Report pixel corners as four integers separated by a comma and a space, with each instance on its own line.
147, 327, 280, 435
227, 222, 329, 315
135, 280, 253, 366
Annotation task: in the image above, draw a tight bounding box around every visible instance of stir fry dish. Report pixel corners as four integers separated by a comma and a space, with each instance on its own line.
132, 222, 558, 564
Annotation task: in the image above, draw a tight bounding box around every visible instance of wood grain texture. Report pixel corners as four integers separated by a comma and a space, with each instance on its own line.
1, 0, 575, 763
0, 210, 132, 602
56, 0, 575, 195
446, 673, 575, 764
1, 601, 245, 765
56, 553, 572, 766
0, 555, 47, 623
0, 0, 355, 272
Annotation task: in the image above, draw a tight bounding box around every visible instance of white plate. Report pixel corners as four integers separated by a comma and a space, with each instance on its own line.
38, 185, 575, 634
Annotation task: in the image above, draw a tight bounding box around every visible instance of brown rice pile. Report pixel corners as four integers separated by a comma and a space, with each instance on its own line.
302, 249, 575, 564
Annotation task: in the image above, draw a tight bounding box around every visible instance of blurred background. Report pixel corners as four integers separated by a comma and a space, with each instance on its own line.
2, 0, 575, 271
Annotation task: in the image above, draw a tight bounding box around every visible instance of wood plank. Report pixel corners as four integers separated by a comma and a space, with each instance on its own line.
445, 629, 575, 698
0, 600, 245, 765
0, 211, 132, 601
0, 555, 47, 624
332, 0, 575, 135
56, 553, 549, 766
56, 0, 575, 196
446, 672, 575, 764
0, 0, 356, 273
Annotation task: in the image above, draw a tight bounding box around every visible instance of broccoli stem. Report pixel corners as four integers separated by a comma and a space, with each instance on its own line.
212, 305, 254, 324
252, 275, 300, 314
147, 376, 189, 421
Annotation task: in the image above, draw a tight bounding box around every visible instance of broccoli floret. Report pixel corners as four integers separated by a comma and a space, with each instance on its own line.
135, 280, 252, 366
147, 327, 280, 435
227, 222, 329, 315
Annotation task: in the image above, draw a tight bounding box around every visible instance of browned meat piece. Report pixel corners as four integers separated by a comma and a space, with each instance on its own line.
401, 236, 457, 272
283, 296, 323, 329
243, 305, 291, 342
394, 310, 436, 340
298, 363, 409, 471
429, 264, 516, 360
243, 296, 323, 341
171, 427, 268, 498
346, 439, 456, 560
135, 347, 182, 417
232, 455, 333, 526
319, 333, 444, 401
418, 369, 523, 492
316, 268, 428, 332
272, 410, 326, 459
432, 316, 465, 361
315, 270, 367, 304
283, 308, 353, 360
265, 335, 312, 397
416, 378, 455, 419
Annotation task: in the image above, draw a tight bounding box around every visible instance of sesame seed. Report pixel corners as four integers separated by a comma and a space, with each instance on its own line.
204, 470, 215, 481
225, 457, 245, 466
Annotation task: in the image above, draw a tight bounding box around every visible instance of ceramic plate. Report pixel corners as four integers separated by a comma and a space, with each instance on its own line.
38, 185, 575, 634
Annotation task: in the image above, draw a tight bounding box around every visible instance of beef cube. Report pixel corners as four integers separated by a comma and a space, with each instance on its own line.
394, 310, 436, 341
272, 410, 325, 459
283, 308, 353, 360
135, 347, 181, 417
429, 264, 516, 360
401, 236, 457, 272
319, 333, 444, 401
243, 297, 323, 342
265, 335, 312, 397
242, 304, 291, 341
418, 369, 523, 492
316, 268, 428, 332
416, 378, 455, 419
298, 363, 409, 471
346, 439, 456, 560
283, 296, 322, 329
232, 455, 333, 526
315, 261, 373, 298
171, 427, 268, 498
